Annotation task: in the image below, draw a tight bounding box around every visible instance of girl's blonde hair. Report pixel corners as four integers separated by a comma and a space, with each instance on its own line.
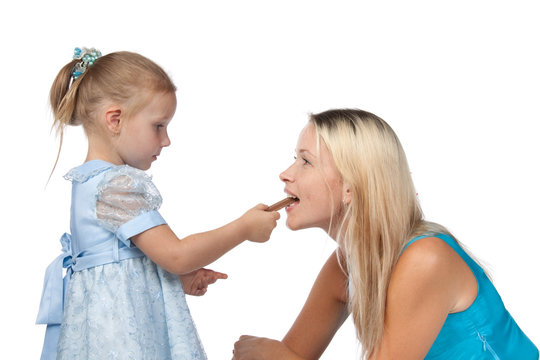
310, 109, 450, 359
49, 50, 176, 175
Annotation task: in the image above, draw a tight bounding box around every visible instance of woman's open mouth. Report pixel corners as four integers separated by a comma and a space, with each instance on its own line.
285, 196, 299, 211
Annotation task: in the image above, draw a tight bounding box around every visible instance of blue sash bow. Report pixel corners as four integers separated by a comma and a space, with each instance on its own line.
36, 233, 73, 360
36, 230, 146, 359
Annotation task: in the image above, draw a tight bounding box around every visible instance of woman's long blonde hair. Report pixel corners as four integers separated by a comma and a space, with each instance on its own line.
311, 109, 449, 359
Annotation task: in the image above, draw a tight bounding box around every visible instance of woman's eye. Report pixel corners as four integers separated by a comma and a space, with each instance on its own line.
294, 156, 310, 165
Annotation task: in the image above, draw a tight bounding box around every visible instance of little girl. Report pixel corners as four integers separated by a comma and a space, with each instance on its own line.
36, 47, 280, 360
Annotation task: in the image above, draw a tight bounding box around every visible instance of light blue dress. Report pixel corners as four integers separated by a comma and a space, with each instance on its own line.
36, 160, 207, 360
403, 234, 538, 359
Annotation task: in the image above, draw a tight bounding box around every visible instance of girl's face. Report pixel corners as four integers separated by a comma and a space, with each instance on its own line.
280, 122, 345, 236
117, 91, 176, 170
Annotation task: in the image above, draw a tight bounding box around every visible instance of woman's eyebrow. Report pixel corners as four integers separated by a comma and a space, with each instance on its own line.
297, 149, 315, 157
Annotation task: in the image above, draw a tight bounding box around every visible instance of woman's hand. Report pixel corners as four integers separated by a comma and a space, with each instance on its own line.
233, 336, 304, 360
180, 268, 227, 296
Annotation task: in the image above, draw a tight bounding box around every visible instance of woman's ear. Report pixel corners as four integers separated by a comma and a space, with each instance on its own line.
104, 107, 123, 135
342, 182, 352, 205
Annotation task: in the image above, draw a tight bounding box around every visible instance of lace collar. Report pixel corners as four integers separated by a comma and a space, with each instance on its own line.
64, 160, 114, 183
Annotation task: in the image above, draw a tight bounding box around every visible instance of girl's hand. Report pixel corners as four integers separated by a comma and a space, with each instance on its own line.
240, 204, 280, 243
233, 336, 304, 360
180, 268, 228, 296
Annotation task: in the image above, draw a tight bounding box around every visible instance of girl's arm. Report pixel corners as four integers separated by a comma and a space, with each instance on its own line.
234, 250, 349, 360
132, 204, 280, 275
372, 237, 477, 359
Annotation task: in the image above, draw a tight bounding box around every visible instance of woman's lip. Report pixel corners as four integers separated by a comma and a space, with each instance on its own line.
285, 198, 299, 212
284, 189, 298, 198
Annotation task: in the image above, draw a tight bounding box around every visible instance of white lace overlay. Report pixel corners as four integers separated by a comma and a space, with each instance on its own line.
58, 257, 207, 359
96, 165, 163, 233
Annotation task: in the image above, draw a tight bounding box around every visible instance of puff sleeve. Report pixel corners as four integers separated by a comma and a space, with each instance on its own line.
96, 165, 167, 246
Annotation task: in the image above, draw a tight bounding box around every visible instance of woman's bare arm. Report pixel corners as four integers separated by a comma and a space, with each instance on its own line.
282, 249, 350, 359
234, 250, 349, 360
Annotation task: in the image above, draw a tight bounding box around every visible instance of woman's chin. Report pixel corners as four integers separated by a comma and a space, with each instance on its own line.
285, 219, 300, 231
285, 218, 307, 231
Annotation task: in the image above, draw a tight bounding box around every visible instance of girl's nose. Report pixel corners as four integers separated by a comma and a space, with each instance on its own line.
162, 132, 171, 147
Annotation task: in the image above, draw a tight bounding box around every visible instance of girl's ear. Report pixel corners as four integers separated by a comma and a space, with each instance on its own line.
342, 182, 352, 205
104, 107, 123, 134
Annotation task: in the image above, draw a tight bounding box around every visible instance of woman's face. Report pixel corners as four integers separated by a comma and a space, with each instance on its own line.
280, 122, 345, 235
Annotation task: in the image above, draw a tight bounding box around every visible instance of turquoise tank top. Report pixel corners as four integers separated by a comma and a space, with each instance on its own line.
402, 234, 538, 359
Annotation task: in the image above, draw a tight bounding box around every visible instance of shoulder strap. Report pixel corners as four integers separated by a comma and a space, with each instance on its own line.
402, 233, 484, 276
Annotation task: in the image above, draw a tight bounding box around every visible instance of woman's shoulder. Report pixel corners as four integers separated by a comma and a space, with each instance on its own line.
393, 235, 478, 313
397, 236, 459, 278
388, 236, 461, 310
403, 235, 456, 260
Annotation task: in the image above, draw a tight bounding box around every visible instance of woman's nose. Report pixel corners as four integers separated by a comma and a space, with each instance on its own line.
279, 164, 294, 183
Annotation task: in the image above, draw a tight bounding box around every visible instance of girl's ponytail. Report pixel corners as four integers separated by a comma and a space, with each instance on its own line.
48, 59, 85, 180
48, 47, 100, 180
50, 59, 78, 133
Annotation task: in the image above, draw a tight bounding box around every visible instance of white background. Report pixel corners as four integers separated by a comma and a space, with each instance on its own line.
1, 1, 539, 359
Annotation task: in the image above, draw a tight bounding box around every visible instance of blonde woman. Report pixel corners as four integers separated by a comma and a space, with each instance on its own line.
233, 109, 538, 359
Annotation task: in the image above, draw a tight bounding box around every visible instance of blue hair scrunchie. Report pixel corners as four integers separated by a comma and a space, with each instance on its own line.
72, 47, 102, 79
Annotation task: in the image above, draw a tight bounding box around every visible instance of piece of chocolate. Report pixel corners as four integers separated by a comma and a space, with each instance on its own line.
266, 197, 297, 212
